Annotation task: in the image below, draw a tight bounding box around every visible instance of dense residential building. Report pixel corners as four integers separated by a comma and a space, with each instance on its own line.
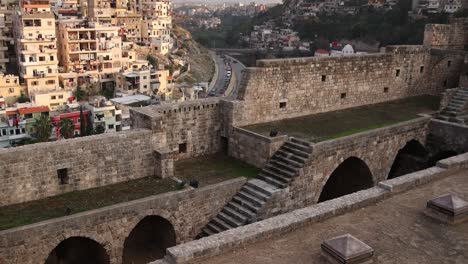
84, 96, 123, 132
30, 89, 73, 111
13, 0, 60, 92
57, 19, 123, 90
0, 0, 14, 73
0, 73, 25, 103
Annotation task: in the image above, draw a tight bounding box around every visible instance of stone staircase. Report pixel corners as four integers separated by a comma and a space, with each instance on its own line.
199, 138, 312, 237
437, 87, 468, 125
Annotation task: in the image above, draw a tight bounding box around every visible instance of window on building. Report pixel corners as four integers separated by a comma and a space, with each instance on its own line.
179, 143, 187, 153
321, 75, 326, 82
39, 57, 45, 61
21, 128, 25, 133
57, 168, 69, 185
50, 56, 54, 61
58, 95, 63, 99
420, 66, 424, 73
51, 95, 56, 100
444, 79, 448, 87
24, 113, 33, 119
143, 76, 147, 79
448, 60, 452, 67
384, 87, 389, 93
8, 88, 14, 93
1, 129, 6, 136
341, 93, 347, 99
5, 79, 10, 83
395, 69, 400, 77
279, 102, 287, 109
32, 81, 38, 86
15, 128, 20, 135
143, 85, 148, 89
46, 80, 55, 85
108, 124, 114, 129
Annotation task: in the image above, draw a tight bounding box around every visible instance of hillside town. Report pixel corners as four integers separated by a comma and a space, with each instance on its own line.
0, 0, 184, 147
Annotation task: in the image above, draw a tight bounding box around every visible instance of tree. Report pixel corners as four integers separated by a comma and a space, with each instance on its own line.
59, 118, 75, 139
75, 86, 87, 101
17, 92, 30, 103
94, 124, 105, 134
146, 54, 159, 68
79, 106, 86, 136
86, 112, 94, 136
33, 115, 52, 142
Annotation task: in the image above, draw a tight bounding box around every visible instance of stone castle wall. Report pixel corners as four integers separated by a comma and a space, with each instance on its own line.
267, 118, 431, 217
228, 127, 288, 168
231, 46, 464, 127
424, 18, 468, 50
0, 178, 246, 264
0, 129, 157, 207
131, 98, 222, 160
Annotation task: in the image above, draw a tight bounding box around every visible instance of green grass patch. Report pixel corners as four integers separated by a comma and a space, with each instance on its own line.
175, 153, 260, 187
244, 95, 439, 142
0, 177, 177, 231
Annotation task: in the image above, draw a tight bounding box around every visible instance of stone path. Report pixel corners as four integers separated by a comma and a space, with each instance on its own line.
202, 170, 468, 264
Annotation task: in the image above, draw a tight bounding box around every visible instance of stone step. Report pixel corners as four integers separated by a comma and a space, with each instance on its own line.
452, 95, 468, 101
222, 206, 249, 223
237, 191, 265, 207
241, 185, 270, 201
281, 145, 310, 159
441, 110, 458, 117
270, 159, 300, 172
264, 164, 296, 178
257, 173, 290, 188
284, 141, 312, 153
290, 137, 312, 147
202, 227, 216, 236
446, 105, 463, 112
271, 154, 303, 168
218, 211, 243, 227
232, 195, 262, 212
275, 150, 307, 164
261, 169, 293, 183
246, 179, 278, 196
451, 98, 467, 104
211, 216, 232, 231
206, 221, 224, 234
226, 201, 256, 219
436, 115, 450, 121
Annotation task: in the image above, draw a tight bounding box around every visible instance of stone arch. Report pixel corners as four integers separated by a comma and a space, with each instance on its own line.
387, 139, 430, 179
44, 236, 110, 264
122, 215, 176, 264
317, 156, 374, 203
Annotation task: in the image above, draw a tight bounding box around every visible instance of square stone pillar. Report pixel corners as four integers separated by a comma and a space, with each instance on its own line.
154, 148, 176, 178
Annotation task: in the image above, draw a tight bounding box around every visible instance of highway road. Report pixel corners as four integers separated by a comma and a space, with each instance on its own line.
207, 51, 245, 98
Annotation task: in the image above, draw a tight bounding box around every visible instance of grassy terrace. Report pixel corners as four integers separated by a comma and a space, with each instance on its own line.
0, 155, 258, 231
244, 96, 440, 142
175, 153, 260, 187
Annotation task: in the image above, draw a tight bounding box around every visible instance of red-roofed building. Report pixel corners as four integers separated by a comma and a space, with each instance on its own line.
51, 110, 90, 139
314, 49, 330, 57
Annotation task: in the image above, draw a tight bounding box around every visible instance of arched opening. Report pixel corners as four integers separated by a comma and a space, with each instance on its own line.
388, 140, 430, 179
44, 236, 109, 264
122, 215, 176, 264
318, 157, 374, 203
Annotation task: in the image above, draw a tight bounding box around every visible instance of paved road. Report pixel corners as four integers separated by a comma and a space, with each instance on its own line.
206, 51, 245, 98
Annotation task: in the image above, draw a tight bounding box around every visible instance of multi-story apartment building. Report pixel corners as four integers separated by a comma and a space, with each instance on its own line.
115, 60, 159, 95
84, 97, 122, 132
0, 0, 14, 73
50, 108, 90, 138
57, 19, 123, 90
131, 0, 172, 54
30, 89, 73, 111
13, 0, 60, 93
0, 73, 25, 103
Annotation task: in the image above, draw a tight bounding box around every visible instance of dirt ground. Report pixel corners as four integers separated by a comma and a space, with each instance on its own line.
203, 170, 468, 264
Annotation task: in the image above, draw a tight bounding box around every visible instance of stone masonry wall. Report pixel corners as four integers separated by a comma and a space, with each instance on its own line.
270, 118, 431, 216
0, 129, 156, 207
131, 98, 222, 160
0, 178, 246, 264
228, 126, 288, 168
232, 46, 464, 126
423, 18, 468, 50
428, 119, 468, 154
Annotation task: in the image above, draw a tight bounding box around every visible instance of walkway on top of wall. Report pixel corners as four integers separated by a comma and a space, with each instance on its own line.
243, 95, 439, 142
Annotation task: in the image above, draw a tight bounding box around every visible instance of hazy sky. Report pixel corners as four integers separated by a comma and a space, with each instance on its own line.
173, 0, 282, 4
